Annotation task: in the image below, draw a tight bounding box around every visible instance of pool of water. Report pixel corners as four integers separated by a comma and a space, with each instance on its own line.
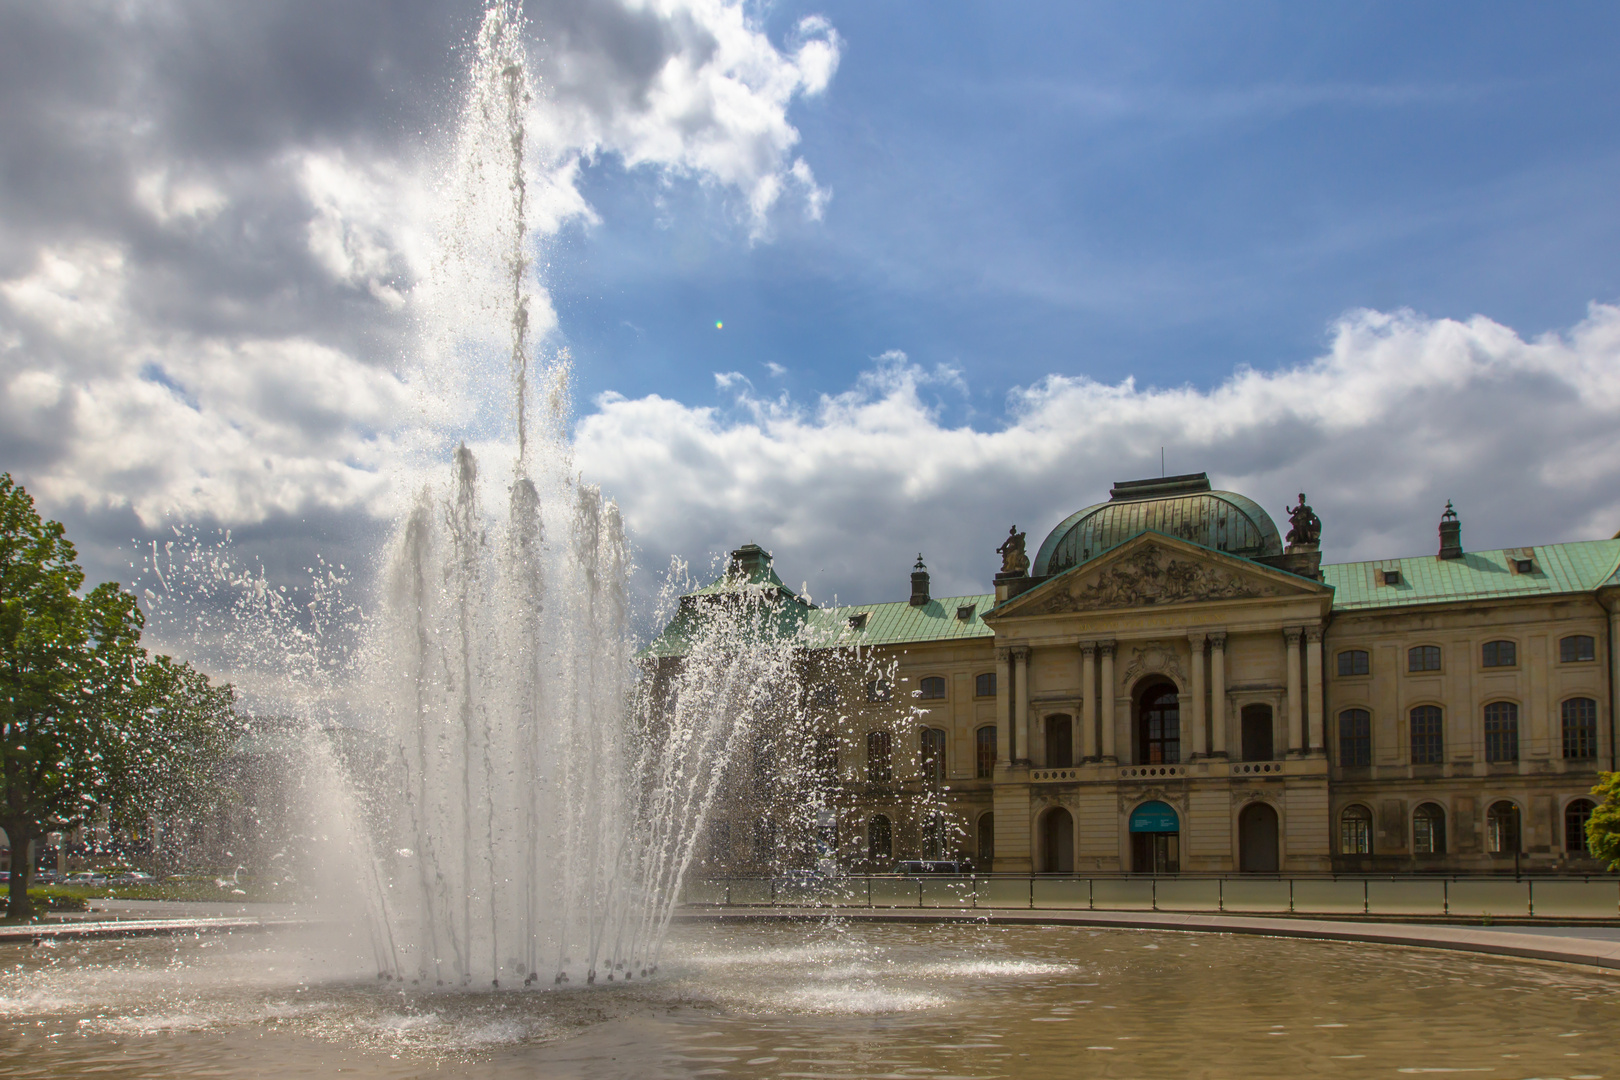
2, 919, 1615, 1078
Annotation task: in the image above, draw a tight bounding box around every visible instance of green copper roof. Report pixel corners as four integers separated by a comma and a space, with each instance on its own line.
805, 593, 996, 646
1323, 538, 1620, 611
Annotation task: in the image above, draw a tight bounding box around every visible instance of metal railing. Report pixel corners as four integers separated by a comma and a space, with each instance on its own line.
685, 874, 1620, 919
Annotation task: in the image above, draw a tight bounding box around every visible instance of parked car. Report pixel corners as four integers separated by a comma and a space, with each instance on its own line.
892, 860, 966, 875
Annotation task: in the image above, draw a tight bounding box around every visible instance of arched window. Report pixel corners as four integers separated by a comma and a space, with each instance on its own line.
975, 726, 996, 779
1482, 640, 1517, 668
976, 812, 995, 867
1484, 702, 1519, 763
1562, 698, 1598, 760
866, 678, 892, 702
975, 672, 997, 698
1565, 799, 1596, 855
1413, 802, 1446, 855
1410, 705, 1443, 765
917, 676, 946, 700
1339, 805, 1373, 855
1241, 703, 1273, 762
1337, 649, 1370, 677
1138, 683, 1180, 765
1044, 714, 1073, 768
1487, 801, 1520, 854
814, 733, 839, 782
866, 730, 893, 783
867, 814, 892, 864
1408, 645, 1441, 672
919, 727, 946, 785
1338, 709, 1372, 767
1560, 635, 1596, 663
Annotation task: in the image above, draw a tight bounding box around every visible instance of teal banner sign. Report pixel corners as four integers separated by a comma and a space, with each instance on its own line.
1129, 801, 1179, 833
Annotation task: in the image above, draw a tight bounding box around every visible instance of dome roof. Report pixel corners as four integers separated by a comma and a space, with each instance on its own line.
1032, 473, 1283, 576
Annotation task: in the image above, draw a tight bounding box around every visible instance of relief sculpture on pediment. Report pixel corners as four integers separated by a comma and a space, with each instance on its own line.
1028, 543, 1282, 614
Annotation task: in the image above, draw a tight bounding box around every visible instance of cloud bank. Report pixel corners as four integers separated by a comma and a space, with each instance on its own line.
578, 304, 1620, 603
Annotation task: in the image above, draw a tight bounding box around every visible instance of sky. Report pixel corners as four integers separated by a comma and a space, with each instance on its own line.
3, 0, 1620, 667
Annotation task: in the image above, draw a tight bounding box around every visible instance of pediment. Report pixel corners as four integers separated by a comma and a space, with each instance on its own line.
993, 533, 1326, 618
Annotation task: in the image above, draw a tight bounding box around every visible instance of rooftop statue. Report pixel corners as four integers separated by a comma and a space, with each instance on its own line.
1286, 492, 1322, 548
997, 525, 1030, 576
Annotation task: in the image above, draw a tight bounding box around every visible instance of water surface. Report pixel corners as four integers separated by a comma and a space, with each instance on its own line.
2, 920, 1614, 1078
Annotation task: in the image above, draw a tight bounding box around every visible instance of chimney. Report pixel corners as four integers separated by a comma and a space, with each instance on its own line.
910, 554, 930, 607
1437, 502, 1463, 560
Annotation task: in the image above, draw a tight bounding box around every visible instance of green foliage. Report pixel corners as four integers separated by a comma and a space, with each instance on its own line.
0, 474, 239, 920
1588, 771, 1620, 870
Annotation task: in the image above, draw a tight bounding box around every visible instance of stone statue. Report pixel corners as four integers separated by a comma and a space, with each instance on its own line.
1286, 492, 1322, 548
997, 525, 1030, 576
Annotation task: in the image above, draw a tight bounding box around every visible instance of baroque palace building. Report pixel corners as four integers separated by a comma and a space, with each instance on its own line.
651, 473, 1617, 876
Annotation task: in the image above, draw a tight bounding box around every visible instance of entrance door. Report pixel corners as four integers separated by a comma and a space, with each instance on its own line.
1238, 802, 1279, 873
1131, 832, 1180, 874
1040, 807, 1074, 873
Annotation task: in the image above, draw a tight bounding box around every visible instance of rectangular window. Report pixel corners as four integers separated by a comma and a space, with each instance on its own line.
1340, 807, 1372, 855
866, 730, 893, 783
975, 672, 996, 698
1562, 698, 1598, 759
1337, 650, 1370, 677
1560, 635, 1596, 663
1482, 640, 1516, 668
1566, 802, 1595, 854
920, 728, 946, 785
1409, 705, 1443, 765
1483, 701, 1519, 763
975, 726, 996, 778
1338, 709, 1372, 767
1408, 645, 1441, 672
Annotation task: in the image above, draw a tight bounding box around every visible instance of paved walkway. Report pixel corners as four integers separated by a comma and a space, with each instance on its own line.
676, 905, 1620, 972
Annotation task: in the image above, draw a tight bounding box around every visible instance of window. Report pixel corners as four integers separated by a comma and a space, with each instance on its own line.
922, 811, 949, 859
866, 730, 893, 783
1562, 698, 1598, 759
814, 733, 839, 782
917, 676, 946, 700
1382, 569, 1402, 586
956, 603, 976, 621
1413, 803, 1446, 855
975, 726, 996, 779
1565, 799, 1596, 855
1408, 645, 1441, 672
1338, 709, 1372, 767
1486, 801, 1520, 854
1240, 703, 1274, 761
1482, 640, 1517, 668
1561, 635, 1596, 663
1138, 684, 1180, 765
920, 727, 947, 785
1044, 714, 1073, 768
1337, 650, 1370, 677
811, 684, 839, 711
1410, 705, 1444, 765
1483, 702, 1519, 763
847, 612, 868, 630
866, 678, 892, 702
977, 812, 995, 866
975, 672, 997, 698
1340, 805, 1373, 855
867, 815, 892, 864
1512, 558, 1534, 574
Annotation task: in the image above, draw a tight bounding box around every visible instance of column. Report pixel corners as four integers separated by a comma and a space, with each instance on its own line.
1013, 646, 1031, 765
1305, 627, 1325, 754
1208, 632, 1228, 757
1187, 632, 1207, 758
1099, 642, 1117, 760
995, 647, 1012, 767
1080, 643, 1098, 760
1284, 627, 1304, 754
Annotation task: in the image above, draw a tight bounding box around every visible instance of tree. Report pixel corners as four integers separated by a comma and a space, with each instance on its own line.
1, 475, 238, 921
1589, 772, 1620, 871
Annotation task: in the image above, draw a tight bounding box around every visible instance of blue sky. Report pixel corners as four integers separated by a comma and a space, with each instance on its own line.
554, 1, 1620, 418
3, 0, 1620, 640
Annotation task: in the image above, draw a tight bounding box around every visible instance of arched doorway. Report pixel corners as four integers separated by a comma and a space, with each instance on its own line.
1138, 683, 1180, 764
1129, 800, 1180, 874
976, 812, 995, 869
1039, 807, 1074, 873
1238, 802, 1279, 873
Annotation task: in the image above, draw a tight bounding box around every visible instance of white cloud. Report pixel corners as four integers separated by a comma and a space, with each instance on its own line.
576, 304, 1620, 603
